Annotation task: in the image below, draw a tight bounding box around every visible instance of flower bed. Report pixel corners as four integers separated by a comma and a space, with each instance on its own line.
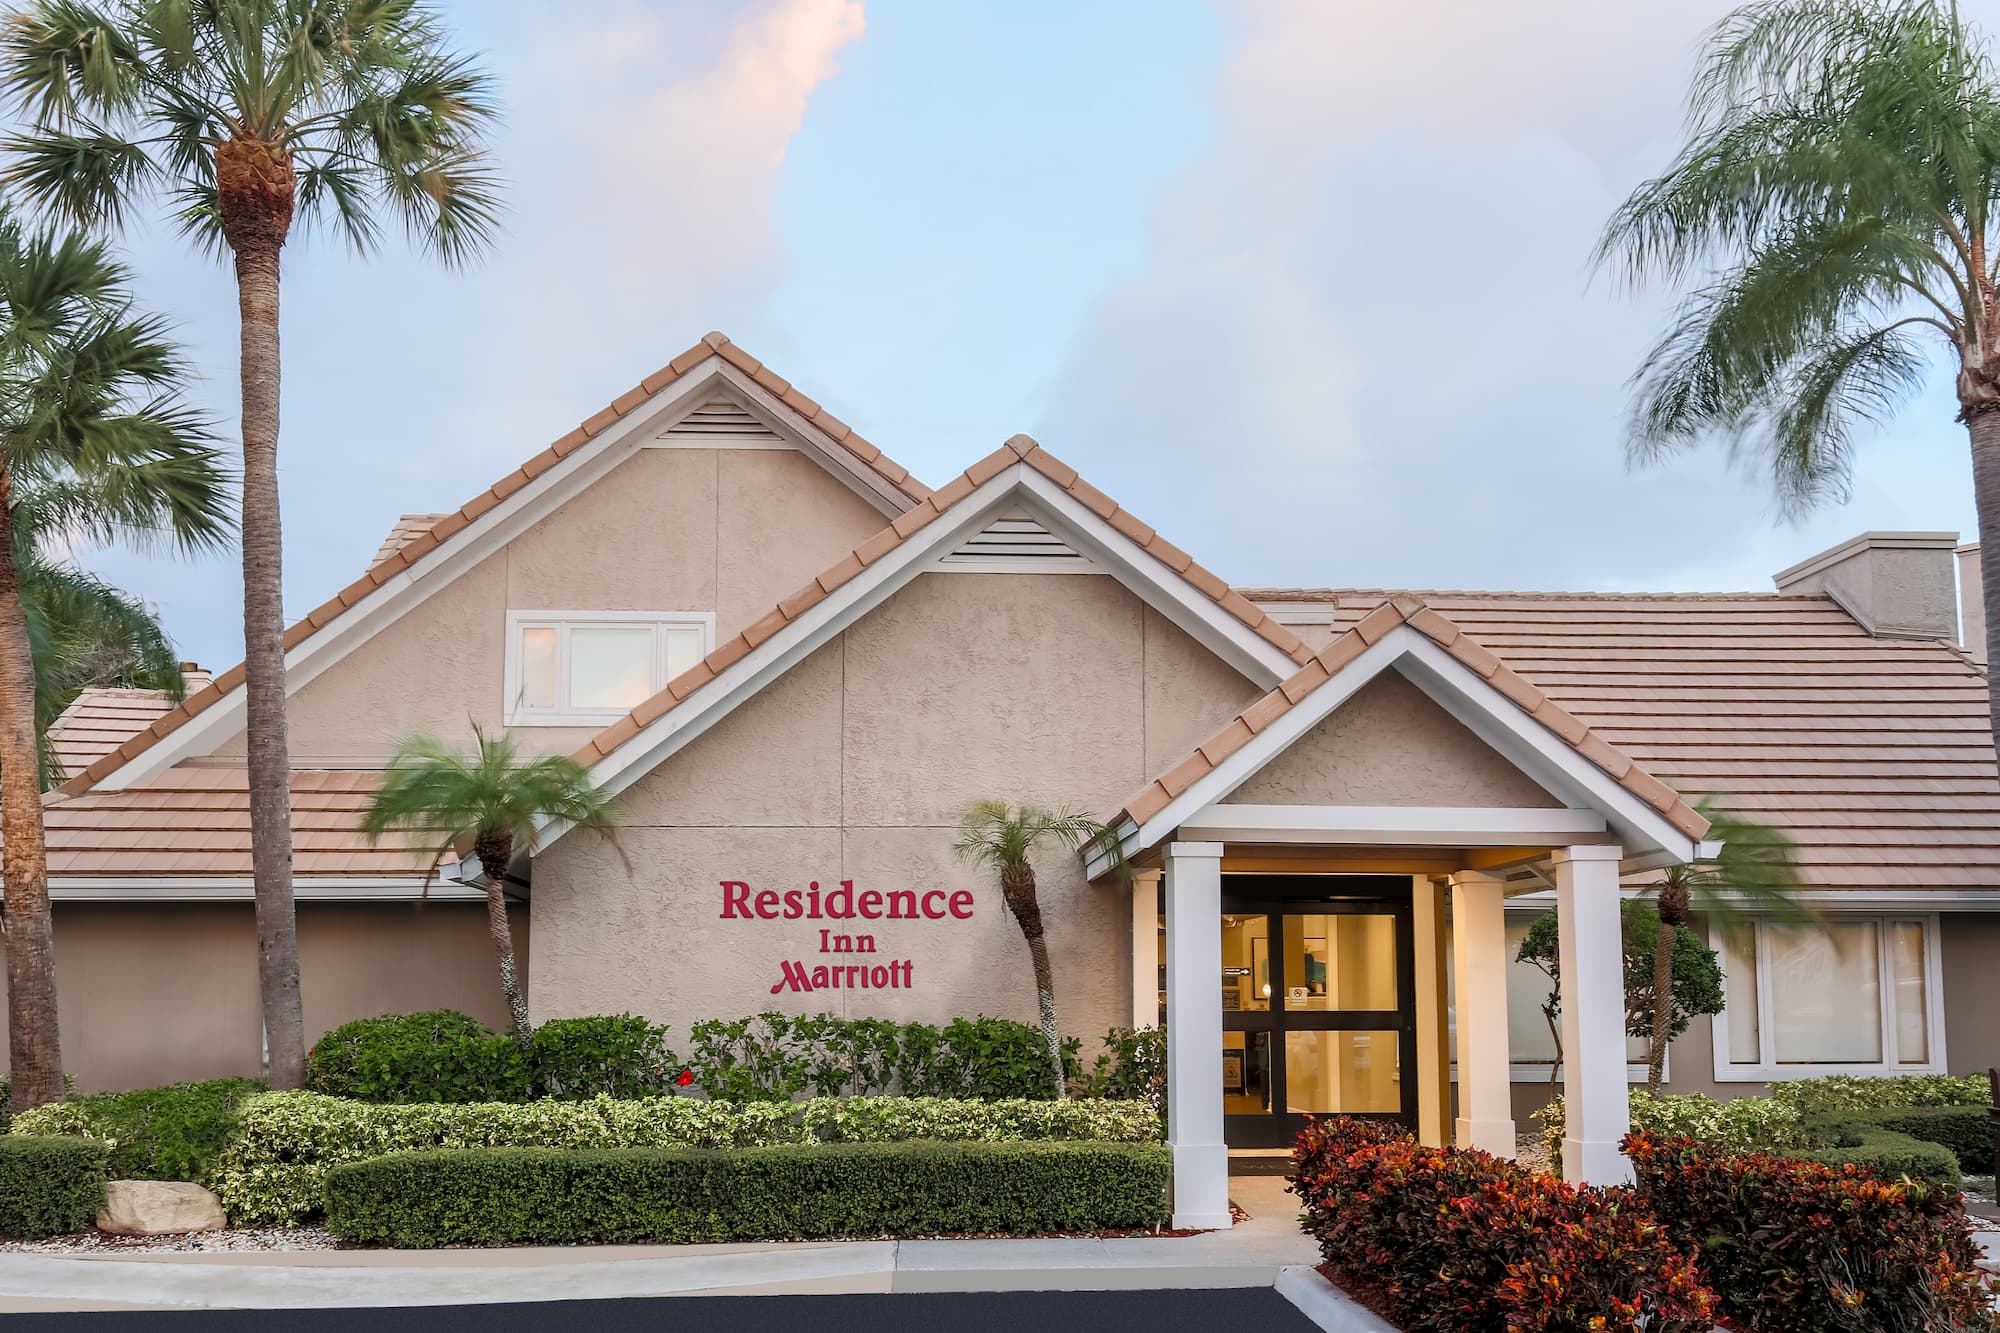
1627, 1132, 1996, 1333
209, 1090, 1162, 1225
324, 1140, 1171, 1245
1290, 1117, 1714, 1332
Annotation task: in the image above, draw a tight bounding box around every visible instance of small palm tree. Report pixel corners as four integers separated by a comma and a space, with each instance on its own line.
952, 801, 1120, 1099
361, 725, 620, 1043
1635, 797, 1808, 1093
0, 216, 226, 1112
2, 0, 502, 1089
1596, 0, 2000, 740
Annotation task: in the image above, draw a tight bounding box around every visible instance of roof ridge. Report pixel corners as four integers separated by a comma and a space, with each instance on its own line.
56, 332, 933, 798
567, 435, 1318, 769
1108, 595, 1711, 842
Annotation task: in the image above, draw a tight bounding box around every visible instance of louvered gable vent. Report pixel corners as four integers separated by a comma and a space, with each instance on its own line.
662, 397, 784, 443
941, 509, 1097, 572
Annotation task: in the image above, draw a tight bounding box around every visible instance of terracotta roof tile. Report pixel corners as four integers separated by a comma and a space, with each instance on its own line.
1245, 587, 1999, 891
58, 334, 934, 799
1107, 596, 1709, 844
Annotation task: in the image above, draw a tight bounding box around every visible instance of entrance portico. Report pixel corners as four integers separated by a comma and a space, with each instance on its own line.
1089, 599, 1712, 1229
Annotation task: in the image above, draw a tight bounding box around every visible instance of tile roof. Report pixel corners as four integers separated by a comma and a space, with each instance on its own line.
1110, 594, 1712, 843
54, 332, 931, 800
1243, 589, 1998, 892
369, 514, 451, 569
41, 767, 435, 878
567, 436, 1318, 769
46, 688, 177, 779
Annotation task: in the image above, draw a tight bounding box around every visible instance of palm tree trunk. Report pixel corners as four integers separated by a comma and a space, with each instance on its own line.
234, 238, 306, 1090
1647, 915, 1674, 1095
0, 476, 62, 1110
1001, 865, 1064, 1099
1967, 410, 2000, 748
478, 842, 530, 1044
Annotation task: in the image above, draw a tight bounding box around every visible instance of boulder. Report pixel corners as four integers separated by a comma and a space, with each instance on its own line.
95, 1181, 228, 1236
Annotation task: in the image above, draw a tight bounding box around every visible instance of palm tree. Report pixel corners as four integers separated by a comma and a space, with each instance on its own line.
1596, 0, 2000, 740
1634, 798, 1807, 1093
360, 724, 620, 1043
15, 485, 189, 788
0, 0, 503, 1089
951, 801, 1121, 1099
0, 215, 226, 1112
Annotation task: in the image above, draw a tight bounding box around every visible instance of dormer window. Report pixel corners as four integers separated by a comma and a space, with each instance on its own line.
504, 611, 714, 725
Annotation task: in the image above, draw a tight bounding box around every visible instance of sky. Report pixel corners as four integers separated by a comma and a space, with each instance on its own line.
71, 0, 1996, 670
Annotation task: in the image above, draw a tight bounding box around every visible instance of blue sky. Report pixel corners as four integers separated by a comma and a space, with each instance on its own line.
76, 0, 1990, 670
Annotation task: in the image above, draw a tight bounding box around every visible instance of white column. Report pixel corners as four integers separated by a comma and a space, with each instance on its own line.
1449, 870, 1515, 1156
1130, 868, 1163, 1029
1164, 841, 1230, 1230
1552, 844, 1632, 1185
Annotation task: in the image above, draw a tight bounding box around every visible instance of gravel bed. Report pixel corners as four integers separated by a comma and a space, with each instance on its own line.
0, 1224, 339, 1255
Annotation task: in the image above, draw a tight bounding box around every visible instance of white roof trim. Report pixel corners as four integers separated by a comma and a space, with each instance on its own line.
90, 359, 914, 793
545, 462, 1302, 848
1091, 623, 1702, 875
1179, 803, 1610, 846
48, 876, 485, 903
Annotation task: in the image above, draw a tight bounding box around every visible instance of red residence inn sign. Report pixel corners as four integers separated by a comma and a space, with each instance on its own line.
719, 879, 973, 995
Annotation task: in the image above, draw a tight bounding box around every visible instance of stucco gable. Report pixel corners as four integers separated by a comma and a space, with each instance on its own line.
1224, 672, 1561, 808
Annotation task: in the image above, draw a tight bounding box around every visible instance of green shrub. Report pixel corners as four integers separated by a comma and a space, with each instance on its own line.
1854, 1105, 1991, 1171
0, 1075, 78, 1132
325, 1139, 1171, 1245
528, 1015, 680, 1099
211, 1089, 1162, 1225
686, 1012, 1079, 1102
1629, 1133, 1994, 1332
1535, 1089, 1805, 1160
305, 1010, 531, 1103
1767, 1073, 1990, 1117
1795, 1116, 1964, 1187
1077, 1026, 1165, 1114
0, 1137, 107, 1239
10, 1078, 263, 1184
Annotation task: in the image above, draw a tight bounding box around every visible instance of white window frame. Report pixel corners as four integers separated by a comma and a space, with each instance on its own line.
1708, 912, 1948, 1083
502, 610, 715, 727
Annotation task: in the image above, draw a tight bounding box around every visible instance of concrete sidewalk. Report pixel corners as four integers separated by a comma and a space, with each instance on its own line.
0, 1176, 1317, 1312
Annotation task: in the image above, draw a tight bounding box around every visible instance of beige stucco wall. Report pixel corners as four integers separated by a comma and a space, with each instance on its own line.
529, 572, 1263, 1044
212, 448, 889, 765
0, 902, 520, 1093
1940, 911, 2000, 1075
1226, 671, 1561, 808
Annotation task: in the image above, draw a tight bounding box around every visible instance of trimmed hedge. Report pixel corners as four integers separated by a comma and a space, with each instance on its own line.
1767, 1073, 1990, 1117
1851, 1105, 1990, 1171
1795, 1115, 1965, 1187
10, 1078, 263, 1185
325, 1140, 1171, 1245
0, 1136, 107, 1239
212, 1089, 1163, 1225
1290, 1117, 1715, 1332
1629, 1132, 1995, 1332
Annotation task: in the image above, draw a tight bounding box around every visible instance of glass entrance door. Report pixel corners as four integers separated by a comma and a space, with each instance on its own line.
1221, 877, 1417, 1147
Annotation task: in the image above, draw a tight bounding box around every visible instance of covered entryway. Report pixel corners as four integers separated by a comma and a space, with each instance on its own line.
1219, 876, 1417, 1146
1089, 596, 1714, 1230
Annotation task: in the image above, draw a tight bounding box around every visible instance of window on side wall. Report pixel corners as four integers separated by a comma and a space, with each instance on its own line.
1712, 914, 1944, 1081
503, 611, 714, 726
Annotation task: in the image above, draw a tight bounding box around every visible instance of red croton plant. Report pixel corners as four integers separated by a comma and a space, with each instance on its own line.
1289, 1117, 1714, 1333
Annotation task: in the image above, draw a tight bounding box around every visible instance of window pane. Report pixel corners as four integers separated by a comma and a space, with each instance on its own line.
1504, 919, 1560, 1064
1224, 1030, 1271, 1115
569, 626, 654, 710
662, 626, 704, 683
519, 627, 557, 710
1771, 922, 1881, 1064
1722, 927, 1761, 1065
1890, 921, 1929, 1065
1284, 913, 1397, 1011
1222, 914, 1270, 1012
1285, 1030, 1401, 1113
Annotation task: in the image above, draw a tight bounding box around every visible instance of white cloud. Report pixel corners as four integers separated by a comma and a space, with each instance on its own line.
1044, 0, 1985, 593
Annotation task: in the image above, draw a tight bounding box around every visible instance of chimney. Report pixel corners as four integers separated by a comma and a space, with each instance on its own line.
1959, 543, 1987, 664
178, 660, 213, 692
1772, 532, 1960, 641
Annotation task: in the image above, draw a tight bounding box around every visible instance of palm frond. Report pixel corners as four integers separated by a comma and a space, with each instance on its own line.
951, 800, 1125, 880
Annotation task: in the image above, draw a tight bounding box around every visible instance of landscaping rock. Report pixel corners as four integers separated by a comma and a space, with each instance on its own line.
95, 1181, 227, 1236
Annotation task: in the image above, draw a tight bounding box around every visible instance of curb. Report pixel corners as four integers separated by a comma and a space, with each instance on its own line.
1273, 1266, 1399, 1333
